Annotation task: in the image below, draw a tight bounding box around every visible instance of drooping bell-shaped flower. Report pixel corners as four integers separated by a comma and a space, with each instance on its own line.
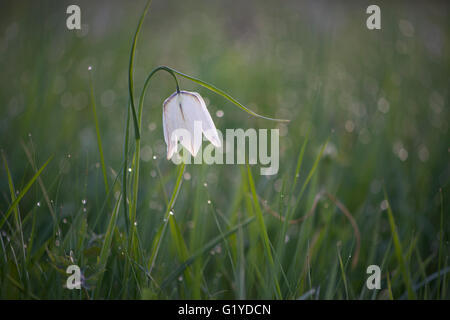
162, 90, 221, 159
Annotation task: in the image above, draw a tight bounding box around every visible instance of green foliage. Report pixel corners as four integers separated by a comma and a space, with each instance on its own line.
0, 0, 449, 299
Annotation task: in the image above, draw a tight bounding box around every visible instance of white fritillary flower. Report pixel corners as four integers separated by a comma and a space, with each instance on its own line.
162, 90, 221, 159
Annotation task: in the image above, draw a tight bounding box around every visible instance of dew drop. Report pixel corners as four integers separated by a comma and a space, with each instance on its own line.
37, 202, 41, 207
380, 200, 389, 211
216, 110, 224, 118
128, 167, 132, 172
88, 66, 92, 71
81, 199, 87, 205
207, 200, 211, 204
153, 155, 157, 160
134, 221, 138, 226
203, 182, 208, 187
169, 211, 174, 216
183, 172, 191, 180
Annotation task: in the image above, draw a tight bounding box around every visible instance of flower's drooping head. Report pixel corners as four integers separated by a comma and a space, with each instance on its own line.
162, 90, 221, 159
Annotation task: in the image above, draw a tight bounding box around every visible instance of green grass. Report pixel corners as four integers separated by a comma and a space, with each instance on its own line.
0, 0, 449, 299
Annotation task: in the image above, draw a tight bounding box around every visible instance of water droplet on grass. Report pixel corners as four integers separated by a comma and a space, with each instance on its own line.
380, 200, 389, 211
37, 202, 41, 207
207, 200, 211, 204
81, 199, 87, 205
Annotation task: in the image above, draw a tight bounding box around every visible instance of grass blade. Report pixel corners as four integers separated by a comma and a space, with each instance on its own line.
160, 216, 255, 289
247, 164, 282, 299
384, 192, 416, 299
88, 68, 109, 194
0, 156, 52, 230
128, 0, 152, 139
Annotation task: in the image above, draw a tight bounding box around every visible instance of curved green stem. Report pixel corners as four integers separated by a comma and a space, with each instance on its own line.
148, 162, 186, 276
161, 66, 290, 123
128, 67, 180, 242
128, 0, 152, 141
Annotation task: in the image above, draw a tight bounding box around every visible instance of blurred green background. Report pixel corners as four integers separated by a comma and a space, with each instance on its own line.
0, 0, 448, 299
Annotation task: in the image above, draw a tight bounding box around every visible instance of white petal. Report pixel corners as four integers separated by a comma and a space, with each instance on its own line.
163, 92, 185, 159
176, 92, 204, 156
183, 91, 221, 148
162, 91, 222, 159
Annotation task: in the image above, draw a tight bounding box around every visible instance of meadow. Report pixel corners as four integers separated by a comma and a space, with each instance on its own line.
0, 0, 449, 299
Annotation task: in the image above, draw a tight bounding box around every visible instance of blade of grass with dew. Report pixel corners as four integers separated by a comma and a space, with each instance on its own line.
122, 102, 131, 234
160, 216, 255, 290
291, 130, 310, 194
88, 69, 109, 195
168, 216, 192, 282
387, 272, 394, 300
282, 139, 328, 242
2, 151, 30, 289
21, 141, 58, 226
189, 166, 207, 299
292, 139, 328, 213
246, 164, 282, 299
122, 0, 152, 292
148, 163, 185, 275
240, 166, 260, 297
336, 243, 349, 299
0, 156, 52, 230
2, 154, 25, 251
279, 141, 326, 292
414, 247, 429, 299
94, 193, 122, 298
438, 188, 444, 298
384, 192, 416, 299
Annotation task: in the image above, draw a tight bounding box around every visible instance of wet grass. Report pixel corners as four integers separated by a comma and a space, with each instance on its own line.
0, 0, 449, 299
